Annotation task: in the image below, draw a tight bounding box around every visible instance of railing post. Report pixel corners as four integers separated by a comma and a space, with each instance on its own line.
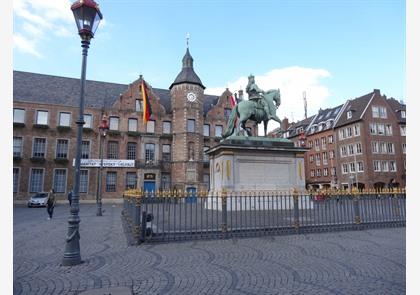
221, 188, 228, 238
293, 188, 300, 230
353, 189, 361, 227
133, 194, 142, 244
140, 211, 147, 243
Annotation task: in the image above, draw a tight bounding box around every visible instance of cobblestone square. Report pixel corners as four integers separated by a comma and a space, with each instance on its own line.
14, 203, 405, 294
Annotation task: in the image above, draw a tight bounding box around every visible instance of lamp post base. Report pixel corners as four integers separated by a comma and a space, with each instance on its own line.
62, 218, 82, 266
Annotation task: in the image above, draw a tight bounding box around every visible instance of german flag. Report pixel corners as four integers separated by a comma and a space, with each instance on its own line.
140, 79, 152, 123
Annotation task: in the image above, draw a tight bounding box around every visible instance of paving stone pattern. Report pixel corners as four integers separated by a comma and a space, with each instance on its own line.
14, 204, 406, 295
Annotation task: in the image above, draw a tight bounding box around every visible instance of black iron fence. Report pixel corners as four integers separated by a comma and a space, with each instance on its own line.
121, 189, 406, 245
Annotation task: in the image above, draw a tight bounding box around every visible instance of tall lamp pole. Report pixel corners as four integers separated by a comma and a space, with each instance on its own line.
96, 115, 109, 216
63, 0, 103, 266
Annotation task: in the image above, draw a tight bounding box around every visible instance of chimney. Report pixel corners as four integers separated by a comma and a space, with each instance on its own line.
282, 117, 290, 130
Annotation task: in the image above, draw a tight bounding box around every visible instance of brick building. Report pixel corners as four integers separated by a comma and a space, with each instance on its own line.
13, 48, 257, 201
269, 89, 406, 190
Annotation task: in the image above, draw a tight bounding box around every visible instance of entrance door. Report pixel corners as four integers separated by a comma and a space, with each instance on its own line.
144, 181, 156, 195
186, 187, 197, 203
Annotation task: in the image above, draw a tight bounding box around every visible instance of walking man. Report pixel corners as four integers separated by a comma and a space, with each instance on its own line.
46, 189, 56, 220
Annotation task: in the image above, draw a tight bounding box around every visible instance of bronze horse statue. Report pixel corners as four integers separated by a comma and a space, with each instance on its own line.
222, 89, 283, 138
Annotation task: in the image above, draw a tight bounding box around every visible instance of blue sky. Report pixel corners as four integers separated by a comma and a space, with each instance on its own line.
13, 0, 405, 124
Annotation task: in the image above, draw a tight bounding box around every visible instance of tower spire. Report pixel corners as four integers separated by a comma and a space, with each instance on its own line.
303, 91, 308, 119
186, 32, 190, 49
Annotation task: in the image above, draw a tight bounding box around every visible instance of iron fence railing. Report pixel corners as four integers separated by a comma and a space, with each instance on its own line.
121, 189, 406, 245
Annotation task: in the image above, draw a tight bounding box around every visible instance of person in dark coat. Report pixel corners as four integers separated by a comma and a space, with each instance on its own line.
46, 189, 56, 220
68, 190, 72, 206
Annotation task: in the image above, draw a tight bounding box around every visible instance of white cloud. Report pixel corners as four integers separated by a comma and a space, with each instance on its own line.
13, 34, 42, 58
205, 66, 331, 134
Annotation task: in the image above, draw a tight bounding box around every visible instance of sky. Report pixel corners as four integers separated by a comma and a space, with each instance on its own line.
13, 0, 405, 131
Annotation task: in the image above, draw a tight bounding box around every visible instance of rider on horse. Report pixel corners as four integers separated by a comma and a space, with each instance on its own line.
246, 74, 273, 120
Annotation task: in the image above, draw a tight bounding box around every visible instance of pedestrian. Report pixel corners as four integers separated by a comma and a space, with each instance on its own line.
46, 189, 56, 220
68, 190, 72, 206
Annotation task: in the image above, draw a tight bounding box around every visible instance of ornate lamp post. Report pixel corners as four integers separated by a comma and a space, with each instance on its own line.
96, 115, 109, 216
62, 0, 103, 266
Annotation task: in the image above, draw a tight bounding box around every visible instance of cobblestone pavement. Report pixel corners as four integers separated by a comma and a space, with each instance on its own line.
14, 204, 405, 295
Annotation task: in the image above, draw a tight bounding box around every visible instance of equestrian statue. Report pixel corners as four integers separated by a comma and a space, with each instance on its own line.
222, 74, 283, 138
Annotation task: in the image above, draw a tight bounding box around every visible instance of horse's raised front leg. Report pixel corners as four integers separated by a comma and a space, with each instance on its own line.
264, 120, 268, 136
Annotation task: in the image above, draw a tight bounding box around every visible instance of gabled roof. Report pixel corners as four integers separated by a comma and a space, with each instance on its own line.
386, 97, 406, 123
287, 115, 316, 138
306, 104, 343, 135
334, 91, 376, 128
13, 71, 218, 115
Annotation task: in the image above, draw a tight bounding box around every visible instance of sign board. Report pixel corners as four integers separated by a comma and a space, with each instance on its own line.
144, 173, 156, 180
72, 159, 135, 168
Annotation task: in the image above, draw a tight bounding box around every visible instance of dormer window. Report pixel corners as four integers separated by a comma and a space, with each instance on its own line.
347, 111, 352, 119
401, 110, 406, 118
318, 124, 323, 131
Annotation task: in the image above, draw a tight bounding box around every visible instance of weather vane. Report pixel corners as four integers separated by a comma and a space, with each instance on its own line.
186, 32, 190, 48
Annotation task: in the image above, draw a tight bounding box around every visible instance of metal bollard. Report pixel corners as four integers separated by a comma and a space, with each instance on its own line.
133, 195, 142, 245
353, 193, 361, 227
293, 189, 300, 230
221, 189, 228, 238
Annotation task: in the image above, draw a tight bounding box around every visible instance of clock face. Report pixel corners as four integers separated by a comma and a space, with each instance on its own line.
187, 92, 197, 102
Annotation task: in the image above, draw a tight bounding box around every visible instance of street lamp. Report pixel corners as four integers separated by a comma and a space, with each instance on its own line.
96, 115, 109, 216
62, 0, 103, 266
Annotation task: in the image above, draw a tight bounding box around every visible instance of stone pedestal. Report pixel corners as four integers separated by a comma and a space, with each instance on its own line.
207, 136, 308, 192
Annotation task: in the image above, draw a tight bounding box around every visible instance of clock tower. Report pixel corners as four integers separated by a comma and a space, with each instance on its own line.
169, 46, 206, 191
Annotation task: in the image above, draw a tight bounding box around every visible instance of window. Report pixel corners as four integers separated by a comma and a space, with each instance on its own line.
318, 124, 324, 131
81, 140, 90, 159
379, 142, 387, 154
321, 137, 326, 150
107, 141, 119, 159
188, 142, 195, 160
203, 124, 210, 137
316, 169, 321, 177
348, 144, 354, 155
347, 111, 352, 119
215, 125, 223, 137
309, 155, 314, 163
161, 173, 171, 190
328, 135, 334, 143
339, 129, 346, 140
346, 127, 353, 137
59, 112, 71, 127
342, 163, 349, 174
135, 99, 142, 112
377, 124, 385, 135
310, 170, 315, 177
146, 120, 155, 133
389, 161, 397, 172
356, 143, 362, 154
326, 121, 331, 129
385, 124, 393, 136
370, 123, 377, 135
127, 142, 137, 160
80, 170, 89, 193
32, 138, 46, 158
203, 146, 210, 162
354, 124, 360, 136
145, 143, 155, 162
106, 171, 117, 192
36, 110, 48, 125
53, 169, 67, 193
331, 167, 336, 176
400, 126, 406, 136
323, 168, 328, 176
401, 110, 406, 118
84, 114, 93, 128
13, 137, 23, 157
402, 143, 406, 154
372, 106, 379, 118
128, 118, 138, 132
387, 143, 395, 154
329, 151, 335, 159
14, 108, 25, 123
56, 139, 69, 159
373, 160, 381, 172
224, 108, 232, 121
357, 161, 364, 172
203, 174, 210, 190
381, 161, 389, 172
314, 139, 320, 151
379, 106, 387, 118
322, 152, 328, 165
162, 144, 171, 162
372, 142, 379, 153
340, 146, 347, 157
163, 121, 171, 134
29, 168, 44, 193
315, 154, 321, 166
126, 172, 137, 189
109, 117, 119, 131
13, 168, 20, 193
349, 162, 356, 173
308, 141, 313, 148
187, 119, 195, 133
